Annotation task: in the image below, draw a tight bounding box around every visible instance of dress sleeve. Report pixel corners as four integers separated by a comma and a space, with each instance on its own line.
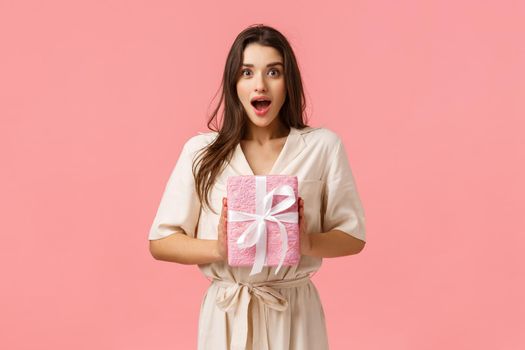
322, 138, 366, 242
148, 139, 202, 240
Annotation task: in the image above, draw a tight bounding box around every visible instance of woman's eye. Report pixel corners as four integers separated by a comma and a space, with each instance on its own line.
240, 68, 280, 77
269, 69, 280, 77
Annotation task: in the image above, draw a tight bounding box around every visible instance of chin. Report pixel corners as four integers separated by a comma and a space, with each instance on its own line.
248, 115, 277, 128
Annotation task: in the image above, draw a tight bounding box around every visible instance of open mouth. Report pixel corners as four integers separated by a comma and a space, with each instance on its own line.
250, 99, 272, 111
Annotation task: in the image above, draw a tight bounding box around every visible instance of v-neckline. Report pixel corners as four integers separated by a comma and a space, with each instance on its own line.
237, 127, 293, 176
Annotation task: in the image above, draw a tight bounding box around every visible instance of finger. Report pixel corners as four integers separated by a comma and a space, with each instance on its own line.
222, 198, 228, 226
219, 206, 225, 224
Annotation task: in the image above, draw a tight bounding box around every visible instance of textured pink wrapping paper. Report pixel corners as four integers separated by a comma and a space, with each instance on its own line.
226, 175, 300, 268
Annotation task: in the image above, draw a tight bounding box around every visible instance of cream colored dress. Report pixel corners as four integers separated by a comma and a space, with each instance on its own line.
148, 126, 366, 350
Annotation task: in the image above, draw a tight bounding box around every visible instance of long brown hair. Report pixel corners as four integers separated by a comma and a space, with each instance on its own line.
192, 24, 310, 215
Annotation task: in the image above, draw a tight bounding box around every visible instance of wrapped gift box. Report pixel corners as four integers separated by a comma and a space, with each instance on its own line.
227, 175, 300, 276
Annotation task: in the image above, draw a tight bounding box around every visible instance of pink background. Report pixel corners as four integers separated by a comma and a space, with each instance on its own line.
1, 1, 524, 349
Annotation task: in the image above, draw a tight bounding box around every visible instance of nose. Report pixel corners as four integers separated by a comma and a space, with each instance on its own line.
254, 71, 267, 92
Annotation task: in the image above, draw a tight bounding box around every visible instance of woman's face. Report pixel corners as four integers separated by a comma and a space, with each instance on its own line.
236, 43, 286, 130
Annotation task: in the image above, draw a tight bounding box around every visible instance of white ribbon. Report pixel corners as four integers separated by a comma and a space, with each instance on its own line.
228, 176, 298, 276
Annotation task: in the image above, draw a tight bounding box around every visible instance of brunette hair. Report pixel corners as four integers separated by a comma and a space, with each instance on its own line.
193, 24, 310, 215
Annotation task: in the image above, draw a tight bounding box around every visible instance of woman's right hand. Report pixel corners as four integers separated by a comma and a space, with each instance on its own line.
216, 197, 228, 263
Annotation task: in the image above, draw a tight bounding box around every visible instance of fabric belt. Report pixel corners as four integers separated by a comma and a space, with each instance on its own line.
211, 274, 311, 350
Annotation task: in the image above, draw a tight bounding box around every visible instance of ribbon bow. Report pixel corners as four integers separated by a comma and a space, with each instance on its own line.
227, 176, 298, 276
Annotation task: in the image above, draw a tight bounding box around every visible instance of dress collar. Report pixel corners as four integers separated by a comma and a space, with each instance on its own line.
231, 126, 310, 176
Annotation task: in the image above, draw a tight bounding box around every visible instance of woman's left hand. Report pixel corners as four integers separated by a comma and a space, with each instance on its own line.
298, 197, 312, 256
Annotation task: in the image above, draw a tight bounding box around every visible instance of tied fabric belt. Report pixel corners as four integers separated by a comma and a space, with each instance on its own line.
212, 274, 311, 350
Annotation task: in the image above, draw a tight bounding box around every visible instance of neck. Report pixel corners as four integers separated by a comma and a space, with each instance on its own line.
244, 119, 290, 144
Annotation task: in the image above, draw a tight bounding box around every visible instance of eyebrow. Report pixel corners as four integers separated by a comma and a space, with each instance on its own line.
241, 62, 284, 67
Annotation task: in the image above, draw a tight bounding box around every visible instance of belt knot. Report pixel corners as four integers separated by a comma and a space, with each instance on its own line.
238, 281, 253, 293
211, 275, 311, 350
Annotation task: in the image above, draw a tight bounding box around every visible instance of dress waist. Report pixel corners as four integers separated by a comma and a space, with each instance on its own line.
211, 273, 311, 289
210, 274, 311, 350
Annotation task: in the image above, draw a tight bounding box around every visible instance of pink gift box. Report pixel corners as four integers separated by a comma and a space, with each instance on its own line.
226, 175, 300, 276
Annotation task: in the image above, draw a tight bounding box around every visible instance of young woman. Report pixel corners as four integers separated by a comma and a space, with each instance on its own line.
148, 24, 366, 350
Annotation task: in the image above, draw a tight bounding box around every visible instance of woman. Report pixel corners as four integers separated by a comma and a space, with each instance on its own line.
148, 24, 366, 350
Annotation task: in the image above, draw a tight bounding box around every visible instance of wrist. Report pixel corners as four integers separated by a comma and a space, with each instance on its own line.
211, 240, 222, 262
302, 233, 314, 256
308, 234, 315, 255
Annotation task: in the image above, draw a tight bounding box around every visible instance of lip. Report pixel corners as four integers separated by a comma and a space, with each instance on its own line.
252, 101, 272, 116
250, 95, 272, 117
250, 95, 272, 102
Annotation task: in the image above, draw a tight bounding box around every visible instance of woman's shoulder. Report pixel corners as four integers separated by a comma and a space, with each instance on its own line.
298, 125, 342, 148
182, 130, 218, 153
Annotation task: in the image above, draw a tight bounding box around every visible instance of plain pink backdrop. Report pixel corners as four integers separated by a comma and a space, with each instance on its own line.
1, 1, 524, 349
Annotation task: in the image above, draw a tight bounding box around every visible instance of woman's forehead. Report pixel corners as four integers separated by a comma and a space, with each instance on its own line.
242, 44, 283, 65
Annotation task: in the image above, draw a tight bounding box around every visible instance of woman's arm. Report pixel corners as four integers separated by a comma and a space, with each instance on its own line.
299, 197, 365, 258
306, 230, 365, 258
149, 197, 229, 265
149, 234, 222, 265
